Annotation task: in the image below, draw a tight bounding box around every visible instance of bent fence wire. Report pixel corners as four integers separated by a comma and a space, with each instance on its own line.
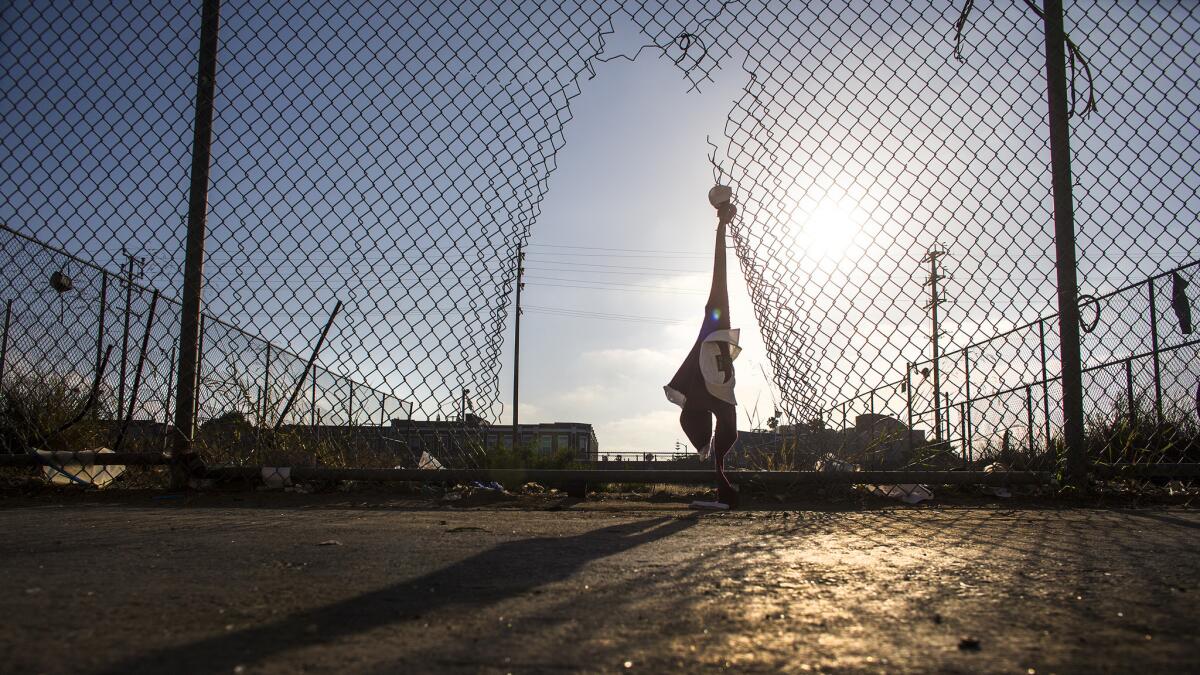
2, 1, 1198, 487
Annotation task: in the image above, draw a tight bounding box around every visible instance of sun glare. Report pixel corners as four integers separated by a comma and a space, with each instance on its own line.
791, 199, 864, 259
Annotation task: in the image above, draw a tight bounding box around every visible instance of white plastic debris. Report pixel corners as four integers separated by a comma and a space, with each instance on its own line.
815, 456, 858, 473
38, 448, 125, 488
418, 451, 444, 469
980, 463, 1012, 498
869, 483, 934, 504
816, 454, 933, 503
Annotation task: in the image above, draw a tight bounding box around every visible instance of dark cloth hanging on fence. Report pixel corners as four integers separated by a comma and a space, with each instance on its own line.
1171, 272, 1192, 335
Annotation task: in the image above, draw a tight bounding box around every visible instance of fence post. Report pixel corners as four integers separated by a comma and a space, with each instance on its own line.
348, 380, 354, 425
119, 259, 133, 420
1026, 385, 1035, 455
171, 0, 222, 489
1124, 358, 1135, 417
0, 299, 11, 386
943, 392, 951, 442
275, 300, 340, 431
262, 342, 272, 425
115, 290, 159, 452
1038, 318, 1052, 448
905, 363, 914, 454
1042, 0, 1087, 488
193, 313, 206, 426
959, 402, 968, 463
96, 273, 107, 383
1148, 280, 1163, 425
162, 345, 176, 452
963, 349, 973, 458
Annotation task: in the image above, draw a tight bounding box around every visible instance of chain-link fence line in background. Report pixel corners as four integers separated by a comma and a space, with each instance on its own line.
2, 1, 1198, 488
810, 260, 1197, 474
0, 223, 422, 485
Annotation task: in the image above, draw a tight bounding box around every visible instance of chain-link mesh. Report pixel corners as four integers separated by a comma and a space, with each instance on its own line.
694, 1, 1199, 474
2, 1, 1198, 486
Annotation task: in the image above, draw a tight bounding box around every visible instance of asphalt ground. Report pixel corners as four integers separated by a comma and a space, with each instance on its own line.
0, 493, 1196, 674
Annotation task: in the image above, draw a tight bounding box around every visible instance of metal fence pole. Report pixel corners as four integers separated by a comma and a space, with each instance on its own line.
193, 313, 206, 426
0, 299, 11, 386
959, 402, 968, 463
171, 0, 222, 488
943, 392, 951, 442
1124, 358, 1135, 417
963, 349, 973, 458
905, 363, 914, 454
513, 244, 523, 444
96, 273, 107, 383
1038, 318, 1052, 448
115, 290, 159, 452
1148, 280, 1163, 425
1042, 0, 1087, 488
119, 257, 133, 419
275, 300, 340, 431
1026, 385, 1035, 455
262, 342, 272, 425
162, 345, 176, 452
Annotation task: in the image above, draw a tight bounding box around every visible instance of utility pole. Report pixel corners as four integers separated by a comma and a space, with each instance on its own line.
512, 244, 524, 447
118, 248, 146, 419
922, 243, 948, 442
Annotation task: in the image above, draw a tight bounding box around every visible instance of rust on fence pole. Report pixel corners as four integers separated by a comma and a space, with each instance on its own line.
171, 0, 222, 489
1041, 0, 1087, 489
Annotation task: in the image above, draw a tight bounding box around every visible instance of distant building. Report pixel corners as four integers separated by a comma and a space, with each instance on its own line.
388, 417, 599, 462
102, 414, 600, 467
725, 414, 930, 470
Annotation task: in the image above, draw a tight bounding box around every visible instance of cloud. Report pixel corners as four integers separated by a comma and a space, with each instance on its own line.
580, 347, 675, 375
600, 409, 685, 453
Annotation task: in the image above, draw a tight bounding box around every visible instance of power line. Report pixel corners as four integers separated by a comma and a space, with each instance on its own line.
526, 282, 702, 295
527, 243, 708, 255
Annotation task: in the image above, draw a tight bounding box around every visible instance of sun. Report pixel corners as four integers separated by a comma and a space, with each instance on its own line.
791, 198, 864, 259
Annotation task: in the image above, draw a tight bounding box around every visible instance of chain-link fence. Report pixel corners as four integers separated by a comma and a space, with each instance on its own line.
810, 260, 1198, 474
698, 0, 1199, 478
0, 223, 415, 484
2, 1, 1197, 489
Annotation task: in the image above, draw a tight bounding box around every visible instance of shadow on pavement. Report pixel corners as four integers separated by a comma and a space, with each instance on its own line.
107, 515, 698, 674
